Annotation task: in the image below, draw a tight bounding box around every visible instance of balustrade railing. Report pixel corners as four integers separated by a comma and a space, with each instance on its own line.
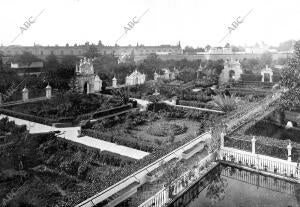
138, 152, 216, 207
220, 147, 300, 180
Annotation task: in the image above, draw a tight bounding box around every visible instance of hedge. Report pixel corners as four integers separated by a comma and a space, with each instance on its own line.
0, 108, 54, 126
240, 74, 262, 82
82, 129, 159, 153
255, 141, 288, 160
178, 100, 216, 109
224, 136, 252, 152
92, 104, 132, 119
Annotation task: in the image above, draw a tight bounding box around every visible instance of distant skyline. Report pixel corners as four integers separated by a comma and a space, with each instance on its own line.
0, 0, 300, 48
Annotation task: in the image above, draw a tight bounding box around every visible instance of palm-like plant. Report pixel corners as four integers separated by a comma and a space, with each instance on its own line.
212, 94, 237, 112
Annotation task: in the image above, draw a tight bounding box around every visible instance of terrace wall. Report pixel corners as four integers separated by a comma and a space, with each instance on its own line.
75, 132, 211, 207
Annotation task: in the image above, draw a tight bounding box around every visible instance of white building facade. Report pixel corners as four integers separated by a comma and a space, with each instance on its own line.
125, 70, 146, 86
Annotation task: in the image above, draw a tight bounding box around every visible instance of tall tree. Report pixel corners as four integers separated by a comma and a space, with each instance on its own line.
45, 54, 59, 70
0, 50, 3, 70
85, 45, 98, 58
260, 52, 273, 67
60, 55, 78, 70
280, 40, 300, 109
12, 51, 41, 65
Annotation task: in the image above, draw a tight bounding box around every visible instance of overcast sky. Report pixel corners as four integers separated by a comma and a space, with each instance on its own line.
0, 0, 299, 48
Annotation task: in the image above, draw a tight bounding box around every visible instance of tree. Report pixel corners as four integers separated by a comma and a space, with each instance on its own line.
205, 45, 211, 52
85, 45, 98, 58
260, 52, 273, 67
60, 55, 78, 70
138, 53, 162, 79
240, 58, 260, 72
280, 40, 300, 109
12, 51, 41, 65
0, 50, 3, 70
278, 40, 296, 51
45, 54, 59, 70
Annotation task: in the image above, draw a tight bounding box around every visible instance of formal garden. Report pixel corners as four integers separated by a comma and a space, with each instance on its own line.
81, 102, 223, 153
0, 118, 140, 207
1, 92, 133, 126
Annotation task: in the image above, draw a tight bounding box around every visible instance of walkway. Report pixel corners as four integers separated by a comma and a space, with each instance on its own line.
225, 91, 282, 132
0, 114, 149, 160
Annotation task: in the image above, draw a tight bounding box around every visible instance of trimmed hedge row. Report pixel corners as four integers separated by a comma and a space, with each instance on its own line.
76, 104, 134, 122
255, 141, 288, 160
240, 74, 262, 82
81, 129, 159, 153
178, 100, 216, 109
92, 104, 133, 119
0, 108, 54, 126
224, 136, 252, 152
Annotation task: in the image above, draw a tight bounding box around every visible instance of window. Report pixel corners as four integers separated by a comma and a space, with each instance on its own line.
61, 50, 64, 55
51, 51, 54, 55
40, 51, 44, 55
70, 50, 74, 55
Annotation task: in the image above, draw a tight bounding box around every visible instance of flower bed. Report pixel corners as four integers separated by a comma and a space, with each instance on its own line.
146, 122, 187, 137
0, 131, 139, 207
178, 100, 216, 109
145, 158, 179, 182
81, 129, 159, 153
4, 93, 121, 124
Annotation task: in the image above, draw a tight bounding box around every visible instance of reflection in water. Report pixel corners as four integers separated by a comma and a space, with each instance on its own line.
205, 169, 228, 205
168, 164, 299, 207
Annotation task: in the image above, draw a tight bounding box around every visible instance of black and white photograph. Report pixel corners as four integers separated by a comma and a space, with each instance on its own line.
0, 0, 299, 206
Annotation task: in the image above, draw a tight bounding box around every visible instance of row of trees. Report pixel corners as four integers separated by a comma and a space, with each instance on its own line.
0, 43, 287, 94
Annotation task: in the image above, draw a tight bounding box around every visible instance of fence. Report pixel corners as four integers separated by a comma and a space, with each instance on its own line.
138, 152, 216, 207
220, 147, 300, 180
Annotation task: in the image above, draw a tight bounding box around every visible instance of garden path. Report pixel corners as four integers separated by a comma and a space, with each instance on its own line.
0, 114, 150, 160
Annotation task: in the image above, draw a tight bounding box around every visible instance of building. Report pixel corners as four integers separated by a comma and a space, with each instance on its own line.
75, 57, 102, 93
154, 68, 178, 81
125, 69, 146, 86
0, 42, 182, 60
219, 59, 243, 84
10, 61, 44, 76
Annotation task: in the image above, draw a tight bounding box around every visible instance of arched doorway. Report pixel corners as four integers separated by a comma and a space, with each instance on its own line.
83, 82, 88, 94
229, 70, 235, 81
263, 73, 270, 82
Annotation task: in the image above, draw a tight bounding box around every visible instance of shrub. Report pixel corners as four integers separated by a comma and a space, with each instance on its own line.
224, 136, 252, 152
212, 94, 237, 112
81, 129, 159, 153
146, 122, 187, 137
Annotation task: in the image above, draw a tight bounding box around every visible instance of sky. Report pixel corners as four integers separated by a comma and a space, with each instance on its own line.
0, 0, 299, 48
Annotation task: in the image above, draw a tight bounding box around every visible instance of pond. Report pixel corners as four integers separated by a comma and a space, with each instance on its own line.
168, 164, 300, 207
